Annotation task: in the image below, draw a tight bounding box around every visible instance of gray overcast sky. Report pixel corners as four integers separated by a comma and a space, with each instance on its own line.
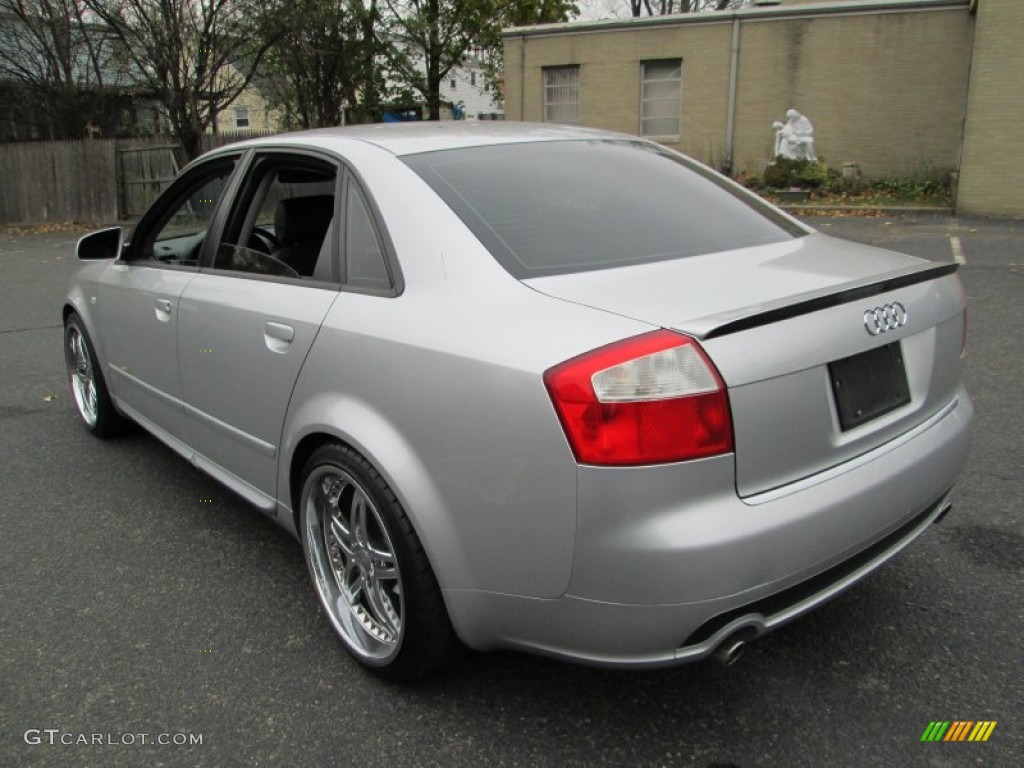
577, 0, 631, 19
576, 1, 754, 21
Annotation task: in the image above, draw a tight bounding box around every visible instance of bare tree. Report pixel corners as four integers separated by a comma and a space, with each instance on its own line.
629, 0, 745, 17
0, 0, 126, 137
83, 0, 280, 158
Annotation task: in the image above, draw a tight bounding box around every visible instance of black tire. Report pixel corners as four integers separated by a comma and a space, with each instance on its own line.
298, 443, 457, 681
63, 313, 128, 438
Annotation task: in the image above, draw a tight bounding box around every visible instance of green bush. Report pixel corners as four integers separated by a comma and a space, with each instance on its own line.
763, 156, 829, 189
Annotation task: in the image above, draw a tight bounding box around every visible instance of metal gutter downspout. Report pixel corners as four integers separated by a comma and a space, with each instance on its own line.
725, 15, 741, 174
520, 34, 527, 121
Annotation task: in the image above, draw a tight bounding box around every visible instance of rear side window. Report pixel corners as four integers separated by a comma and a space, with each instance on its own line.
345, 181, 390, 289
403, 140, 804, 278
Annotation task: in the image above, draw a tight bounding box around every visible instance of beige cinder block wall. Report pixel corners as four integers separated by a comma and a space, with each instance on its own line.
504, 19, 735, 163
957, 0, 1024, 218
733, 5, 973, 177
504, 2, 974, 178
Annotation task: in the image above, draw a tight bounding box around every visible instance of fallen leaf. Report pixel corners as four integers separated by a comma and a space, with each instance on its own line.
42, 394, 56, 402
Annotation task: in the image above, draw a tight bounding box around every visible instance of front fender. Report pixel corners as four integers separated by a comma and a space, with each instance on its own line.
64, 262, 114, 391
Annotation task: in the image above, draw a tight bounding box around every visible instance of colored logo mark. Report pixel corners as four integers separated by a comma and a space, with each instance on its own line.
921, 721, 997, 742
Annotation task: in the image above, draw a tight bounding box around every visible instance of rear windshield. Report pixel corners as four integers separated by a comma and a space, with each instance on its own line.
403, 140, 804, 278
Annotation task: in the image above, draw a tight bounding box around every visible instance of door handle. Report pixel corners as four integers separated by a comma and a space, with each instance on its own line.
154, 298, 173, 321
264, 322, 294, 353
264, 322, 294, 342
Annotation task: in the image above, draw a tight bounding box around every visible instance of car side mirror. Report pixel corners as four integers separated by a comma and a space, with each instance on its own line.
76, 227, 123, 260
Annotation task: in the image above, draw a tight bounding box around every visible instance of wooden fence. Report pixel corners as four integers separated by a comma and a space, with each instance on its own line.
0, 131, 275, 226
0, 139, 118, 225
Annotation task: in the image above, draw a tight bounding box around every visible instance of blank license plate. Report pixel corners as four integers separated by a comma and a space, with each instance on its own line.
829, 342, 910, 431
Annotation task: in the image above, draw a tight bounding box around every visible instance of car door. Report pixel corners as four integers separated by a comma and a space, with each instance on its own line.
175, 151, 342, 509
95, 154, 242, 445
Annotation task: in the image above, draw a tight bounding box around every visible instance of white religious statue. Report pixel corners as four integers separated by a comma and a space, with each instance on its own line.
772, 109, 817, 161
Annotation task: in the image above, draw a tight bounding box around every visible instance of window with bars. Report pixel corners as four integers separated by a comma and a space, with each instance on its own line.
640, 59, 681, 138
543, 65, 580, 124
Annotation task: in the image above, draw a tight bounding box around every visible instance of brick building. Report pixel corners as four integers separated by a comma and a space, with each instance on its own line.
503, 0, 1023, 218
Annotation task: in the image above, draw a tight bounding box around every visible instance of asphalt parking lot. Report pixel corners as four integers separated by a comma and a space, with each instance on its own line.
1, 214, 1020, 767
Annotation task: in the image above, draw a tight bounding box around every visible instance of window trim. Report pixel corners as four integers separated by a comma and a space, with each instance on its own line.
640, 58, 682, 140
542, 65, 580, 125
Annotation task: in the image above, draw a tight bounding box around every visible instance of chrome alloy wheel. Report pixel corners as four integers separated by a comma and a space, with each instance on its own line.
65, 322, 98, 426
303, 467, 405, 664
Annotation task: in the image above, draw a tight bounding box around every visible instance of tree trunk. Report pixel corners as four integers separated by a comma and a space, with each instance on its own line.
426, 0, 441, 120
178, 117, 204, 161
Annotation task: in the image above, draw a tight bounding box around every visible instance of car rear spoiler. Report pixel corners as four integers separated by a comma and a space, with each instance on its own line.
687, 262, 960, 340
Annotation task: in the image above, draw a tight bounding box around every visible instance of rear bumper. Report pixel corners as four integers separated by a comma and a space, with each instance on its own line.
443, 386, 972, 666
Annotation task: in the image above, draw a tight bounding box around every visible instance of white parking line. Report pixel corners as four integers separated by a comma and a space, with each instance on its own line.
950, 235, 966, 265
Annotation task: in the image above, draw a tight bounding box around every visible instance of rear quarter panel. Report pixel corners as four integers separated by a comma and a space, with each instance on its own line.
280, 147, 655, 599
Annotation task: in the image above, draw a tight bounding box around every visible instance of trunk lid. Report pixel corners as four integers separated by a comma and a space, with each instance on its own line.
526, 233, 966, 496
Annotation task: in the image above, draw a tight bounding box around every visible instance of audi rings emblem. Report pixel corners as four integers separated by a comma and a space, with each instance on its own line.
863, 302, 908, 336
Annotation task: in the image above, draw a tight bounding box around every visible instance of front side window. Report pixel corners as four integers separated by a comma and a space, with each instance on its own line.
543, 65, 579, 124
641, 59, 682, 138
134, 158, 238, 265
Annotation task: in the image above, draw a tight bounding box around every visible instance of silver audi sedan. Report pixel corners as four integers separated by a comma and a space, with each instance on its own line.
63, 123, 972, 680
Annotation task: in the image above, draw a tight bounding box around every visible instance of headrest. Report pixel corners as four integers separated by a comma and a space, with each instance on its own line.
274, 195, 334, 246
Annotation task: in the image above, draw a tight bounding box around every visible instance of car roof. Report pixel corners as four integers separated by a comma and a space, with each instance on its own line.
218, 122, 634, 157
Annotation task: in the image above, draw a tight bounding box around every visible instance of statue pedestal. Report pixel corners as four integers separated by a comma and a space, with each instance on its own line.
776, 189, 809, 203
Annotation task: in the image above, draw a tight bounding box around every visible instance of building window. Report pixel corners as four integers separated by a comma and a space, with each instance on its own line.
234, 107, 250, 129
640, 59, 681, 138
450, 78, 457, 89
470, 72, 477, 87
543, 65, 580, 124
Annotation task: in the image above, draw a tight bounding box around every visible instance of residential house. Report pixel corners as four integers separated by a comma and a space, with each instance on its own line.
212, 65, 285, 134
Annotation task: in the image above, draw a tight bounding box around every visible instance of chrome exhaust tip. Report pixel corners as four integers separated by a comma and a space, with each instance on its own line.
932, 502, 953, 525
713, 637, 746, 667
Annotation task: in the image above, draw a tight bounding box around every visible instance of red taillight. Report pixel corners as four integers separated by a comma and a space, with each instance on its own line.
544, 330, 733, 466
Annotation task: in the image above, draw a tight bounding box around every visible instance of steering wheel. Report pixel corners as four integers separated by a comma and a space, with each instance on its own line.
249, 226, 279, 255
